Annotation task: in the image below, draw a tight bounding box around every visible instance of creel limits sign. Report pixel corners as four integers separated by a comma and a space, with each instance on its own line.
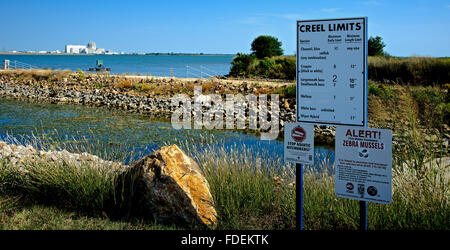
296, 17, 368, 126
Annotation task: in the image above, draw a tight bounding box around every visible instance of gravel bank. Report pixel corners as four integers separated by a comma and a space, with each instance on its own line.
0, 71, 338, 144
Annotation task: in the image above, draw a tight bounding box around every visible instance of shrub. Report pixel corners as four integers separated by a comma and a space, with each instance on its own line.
229, 53, 256, 77
77, 69, 85, 81
229, 55, 295, 80
275, 57, 296, 80
283, 85, 296, 98
117, 79, 133, 89
368, 82, 395, 100
133, 83, 152, 92
255, 58, 277, 77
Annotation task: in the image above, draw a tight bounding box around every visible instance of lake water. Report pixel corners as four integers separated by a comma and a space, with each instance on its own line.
0, 98, 335, 168
0, 54, 235, 77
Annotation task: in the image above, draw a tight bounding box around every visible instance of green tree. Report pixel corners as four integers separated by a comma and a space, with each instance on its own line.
368, 36, 386, 56
251, 35, 283, 59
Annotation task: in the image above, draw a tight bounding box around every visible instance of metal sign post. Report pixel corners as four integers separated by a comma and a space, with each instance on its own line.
296, 163, 303, 230
362, 18, 369, 231
284, 123, 314, 230
360, 201, 367, 231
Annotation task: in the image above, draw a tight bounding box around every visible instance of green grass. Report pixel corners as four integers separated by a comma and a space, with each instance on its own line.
0, 195, 176, 230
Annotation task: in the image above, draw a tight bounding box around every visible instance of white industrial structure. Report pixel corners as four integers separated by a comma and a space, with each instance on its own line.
65, 42, 107, 54
65, 45, 87, 54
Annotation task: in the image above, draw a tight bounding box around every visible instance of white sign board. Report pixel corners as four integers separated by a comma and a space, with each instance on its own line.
297, 17, 367, 126
335, 126, 392, 204
284, 123, 314, 165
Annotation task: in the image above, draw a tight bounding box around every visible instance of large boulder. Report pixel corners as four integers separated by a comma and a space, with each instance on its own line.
124, 145, 217, 228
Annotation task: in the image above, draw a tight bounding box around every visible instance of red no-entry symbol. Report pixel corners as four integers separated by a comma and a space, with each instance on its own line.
291, 126, 306, 142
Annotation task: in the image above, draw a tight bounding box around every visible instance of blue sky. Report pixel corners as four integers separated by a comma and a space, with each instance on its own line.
0, 0, 449, 56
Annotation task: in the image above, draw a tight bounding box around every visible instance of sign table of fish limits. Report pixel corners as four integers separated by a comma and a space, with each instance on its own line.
297, 17, 367, 126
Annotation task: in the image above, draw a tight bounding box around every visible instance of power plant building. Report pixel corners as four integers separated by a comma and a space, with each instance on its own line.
65, 42, 106, 54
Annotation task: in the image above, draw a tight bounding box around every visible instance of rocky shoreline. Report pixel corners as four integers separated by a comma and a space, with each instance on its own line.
0, 140, 126, 172
1, 70, 448, 151
0, 71, 336, 144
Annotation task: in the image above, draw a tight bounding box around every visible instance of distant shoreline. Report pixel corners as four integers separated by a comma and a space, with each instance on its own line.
0, 52, 236, 56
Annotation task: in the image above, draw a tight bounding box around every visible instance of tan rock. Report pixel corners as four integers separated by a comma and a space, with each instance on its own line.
128, 145, 217, 228
283, 99, 290, 110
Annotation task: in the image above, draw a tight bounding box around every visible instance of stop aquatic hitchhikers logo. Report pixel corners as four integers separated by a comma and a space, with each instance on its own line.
291, 126, 306, 142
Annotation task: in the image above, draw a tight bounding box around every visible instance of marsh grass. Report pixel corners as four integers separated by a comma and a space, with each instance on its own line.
374, 125, 449, 229
0, 157, 124, 216
0, 131, 139, 217
0, 156, 145, 230
368, 56, 450, 85
0, 129, 448, 230
179, 139, 296, 229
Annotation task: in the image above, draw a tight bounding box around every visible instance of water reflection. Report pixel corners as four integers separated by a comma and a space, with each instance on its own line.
0, 98, 334, 170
